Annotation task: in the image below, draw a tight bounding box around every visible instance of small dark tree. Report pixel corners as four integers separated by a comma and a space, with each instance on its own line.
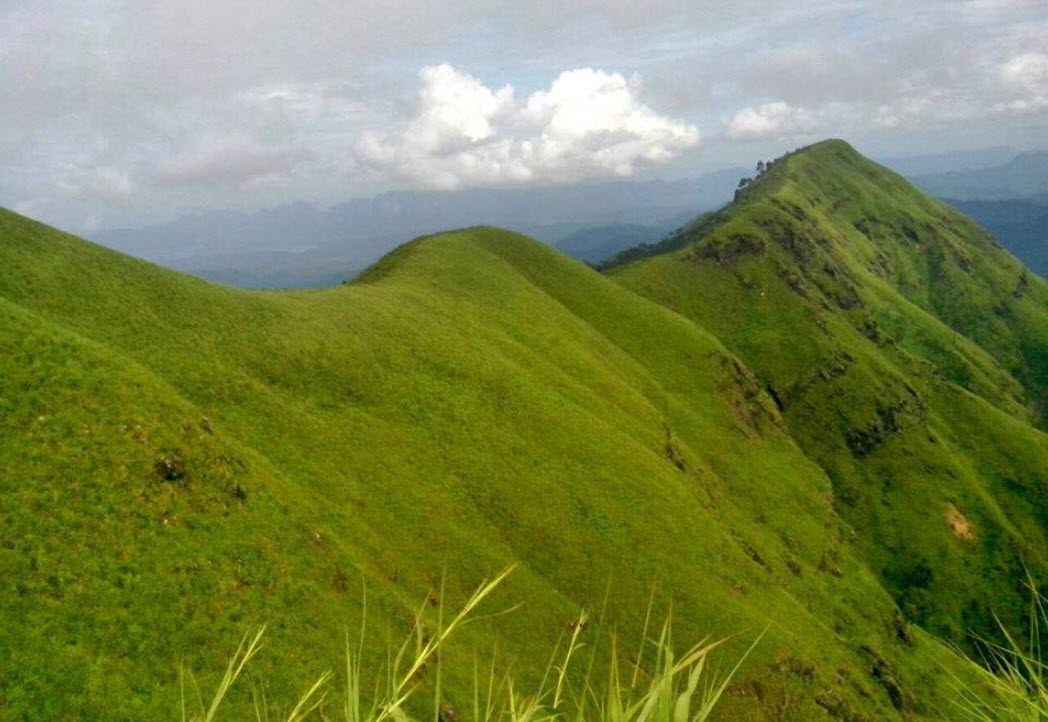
756, 160, 766, 175
737, 177, 752, 189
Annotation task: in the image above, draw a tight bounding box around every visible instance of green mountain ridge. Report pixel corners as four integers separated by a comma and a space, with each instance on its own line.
614, 138, 1048, 656
1, 140, 1047, 721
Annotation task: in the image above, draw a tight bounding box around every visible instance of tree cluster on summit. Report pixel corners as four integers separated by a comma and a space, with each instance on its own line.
736, 157, 776, 194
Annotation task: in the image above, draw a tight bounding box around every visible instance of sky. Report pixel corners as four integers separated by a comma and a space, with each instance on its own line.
2, 0, 1047, 233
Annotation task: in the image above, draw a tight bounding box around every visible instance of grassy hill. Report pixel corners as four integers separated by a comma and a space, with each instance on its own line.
2, 140, 1045, 721
612, 139, 1048, 663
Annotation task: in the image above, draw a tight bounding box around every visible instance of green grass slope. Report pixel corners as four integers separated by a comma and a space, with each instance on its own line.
0, 208, 987, 721
613, 139, 1048, 659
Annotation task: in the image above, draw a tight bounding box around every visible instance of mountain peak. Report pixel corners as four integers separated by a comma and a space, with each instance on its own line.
796, 137, 859, 155
761, 138, 864, 172
613, 137, 1048, 427
765, 138, 883, 183
602, 138, 908, 268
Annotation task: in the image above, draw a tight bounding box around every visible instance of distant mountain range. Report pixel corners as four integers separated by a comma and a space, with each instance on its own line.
946, 196, 1048, 276
553, 219, 687, 264
910, 151, 1048, 200
94, 170, 745, 287
875, 145, 1018, 176
89, 146, 1048, 289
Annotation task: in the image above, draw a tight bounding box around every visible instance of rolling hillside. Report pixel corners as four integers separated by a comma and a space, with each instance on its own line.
3, 140, 1047, 721
613, 139, 1048, 662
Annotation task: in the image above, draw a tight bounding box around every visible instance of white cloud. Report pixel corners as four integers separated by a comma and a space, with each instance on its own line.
155, 137, 312, 188
997, 52, 1048, 111
964, 0, 1039, 18
354, 64, 699, 190
60, 165, 133, 203
726, 102, 817, 141
873, 96, 935, 129
5, 1, 1048, 231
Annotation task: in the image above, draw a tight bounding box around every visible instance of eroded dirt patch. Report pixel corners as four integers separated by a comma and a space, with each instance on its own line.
946, 504, 974, 541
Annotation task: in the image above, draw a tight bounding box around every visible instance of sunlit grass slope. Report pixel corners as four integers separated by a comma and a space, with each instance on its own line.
613, 139, 1048, 663
0, 207, 989, 720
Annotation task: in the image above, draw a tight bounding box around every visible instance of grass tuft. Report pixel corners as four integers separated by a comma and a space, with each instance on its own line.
950, 577, 1048, 721
181, 569, 758, 722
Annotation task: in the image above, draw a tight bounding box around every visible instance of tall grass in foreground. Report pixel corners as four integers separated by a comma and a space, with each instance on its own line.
180, 568, 761, 722
952, 579, 1048, 721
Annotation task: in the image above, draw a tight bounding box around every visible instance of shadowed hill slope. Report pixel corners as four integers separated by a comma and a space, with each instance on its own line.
0, 207, 995, 721
613, 139, 1048, 661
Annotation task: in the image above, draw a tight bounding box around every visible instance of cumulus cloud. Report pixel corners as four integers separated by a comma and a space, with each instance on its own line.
355, 64, 699, 190
4, 1, 1048, 232
727, 102, 816, 141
